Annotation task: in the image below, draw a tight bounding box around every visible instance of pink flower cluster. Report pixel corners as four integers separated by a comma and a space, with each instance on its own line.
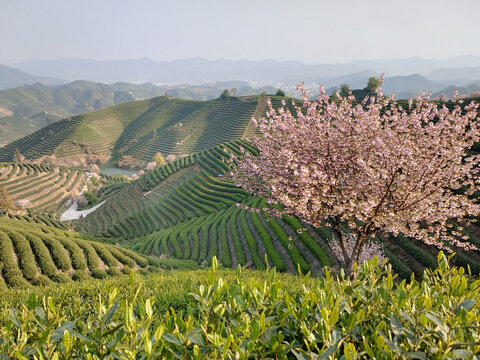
330, 232, 386, 265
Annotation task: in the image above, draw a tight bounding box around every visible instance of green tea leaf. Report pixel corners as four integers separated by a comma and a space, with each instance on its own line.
51, 322, 74, 342
187, 329, 205, 346
454, 299, 475, 314
163, 333, 183, 347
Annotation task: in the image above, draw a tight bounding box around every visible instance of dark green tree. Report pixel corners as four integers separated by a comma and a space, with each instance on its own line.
339, 84, 351, 97
220, 89, 231, 99
365, 76, 382, 92
275, 89, 286, 96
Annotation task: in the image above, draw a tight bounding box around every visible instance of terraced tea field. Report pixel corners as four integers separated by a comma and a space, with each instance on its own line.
0, 94, 280, 165
0, 162, 87, 213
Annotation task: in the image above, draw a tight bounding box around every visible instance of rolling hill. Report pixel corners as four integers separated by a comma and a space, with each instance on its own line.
0, 81, 277, 146
0, 94, 275, 166
1, 92, 480, 289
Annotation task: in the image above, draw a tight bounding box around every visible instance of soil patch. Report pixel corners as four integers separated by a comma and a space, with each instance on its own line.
0, 107, 13, 117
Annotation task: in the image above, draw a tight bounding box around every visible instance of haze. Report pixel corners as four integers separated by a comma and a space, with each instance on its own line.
1, 0, 480, 64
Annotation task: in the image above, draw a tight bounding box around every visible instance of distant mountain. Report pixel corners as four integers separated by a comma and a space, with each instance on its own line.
427, 67, 480, 83
350, 56, 478, 76
320, 70, 379, 89
10, 57, 362, 84
382, 74, 444, 97
0, 64, 65, 90
431, 83, 480, 99
319, 73, 445, 99
11, 55, 480, 85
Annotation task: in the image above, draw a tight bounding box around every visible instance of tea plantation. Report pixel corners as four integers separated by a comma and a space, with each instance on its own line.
1, 94, 480, 358
76, 138, 480, 280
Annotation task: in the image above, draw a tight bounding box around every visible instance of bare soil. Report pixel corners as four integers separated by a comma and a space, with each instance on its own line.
245, 213, 269, 268
226, 219, 238, 267
0, 107, 13, 117
236, 215, 252, 265
257, 213, 295, 273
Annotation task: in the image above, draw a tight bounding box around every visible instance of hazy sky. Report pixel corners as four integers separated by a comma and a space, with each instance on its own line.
1, 0, 480, 64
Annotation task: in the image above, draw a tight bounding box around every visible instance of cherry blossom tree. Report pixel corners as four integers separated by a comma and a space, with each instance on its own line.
229, 78, 480, 274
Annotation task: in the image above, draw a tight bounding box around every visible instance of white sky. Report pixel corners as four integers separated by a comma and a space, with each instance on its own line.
1, 0, 479, 64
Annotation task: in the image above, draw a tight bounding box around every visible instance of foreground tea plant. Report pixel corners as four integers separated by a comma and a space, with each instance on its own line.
1, 253, 480, 359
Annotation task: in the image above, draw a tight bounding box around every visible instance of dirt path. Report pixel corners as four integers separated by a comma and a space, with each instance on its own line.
236, 215, 252, 265
226, 219, 238, 267
384, 239, 424, 279
60, 200, 106, 221
216, 226, 222, 265
245, 213, 270, 268
277, 219, 323, 276
304, 224, 341, 271
257, 213, 295, 273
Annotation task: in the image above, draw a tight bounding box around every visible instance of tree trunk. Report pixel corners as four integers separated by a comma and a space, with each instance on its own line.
331, 217, 351, 268
345, 232, 367, 277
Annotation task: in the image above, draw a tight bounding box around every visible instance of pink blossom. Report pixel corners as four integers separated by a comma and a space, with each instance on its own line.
229, 82, 480, 274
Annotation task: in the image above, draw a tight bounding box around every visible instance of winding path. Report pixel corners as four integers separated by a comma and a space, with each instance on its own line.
60, 200, 106, 221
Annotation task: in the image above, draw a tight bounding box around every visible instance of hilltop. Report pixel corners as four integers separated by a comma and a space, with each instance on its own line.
0, 64, 64, 90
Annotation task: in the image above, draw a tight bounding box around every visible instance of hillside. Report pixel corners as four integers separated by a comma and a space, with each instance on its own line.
0, 64, 64, 90
77, 140, 333, 275
0, 82, 278, 147
1, 94, 480, 284
0, 81, 167, 146
0, 94, 274, 166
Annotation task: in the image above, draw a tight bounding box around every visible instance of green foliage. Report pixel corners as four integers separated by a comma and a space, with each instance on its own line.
0, 217, 151, 286
0, 162, 87, 213
275, 89, 286, 96
1, 255, 480, 358
153, 152, 166, 167
82, 190, 97, 205
339, 83, 350, 97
